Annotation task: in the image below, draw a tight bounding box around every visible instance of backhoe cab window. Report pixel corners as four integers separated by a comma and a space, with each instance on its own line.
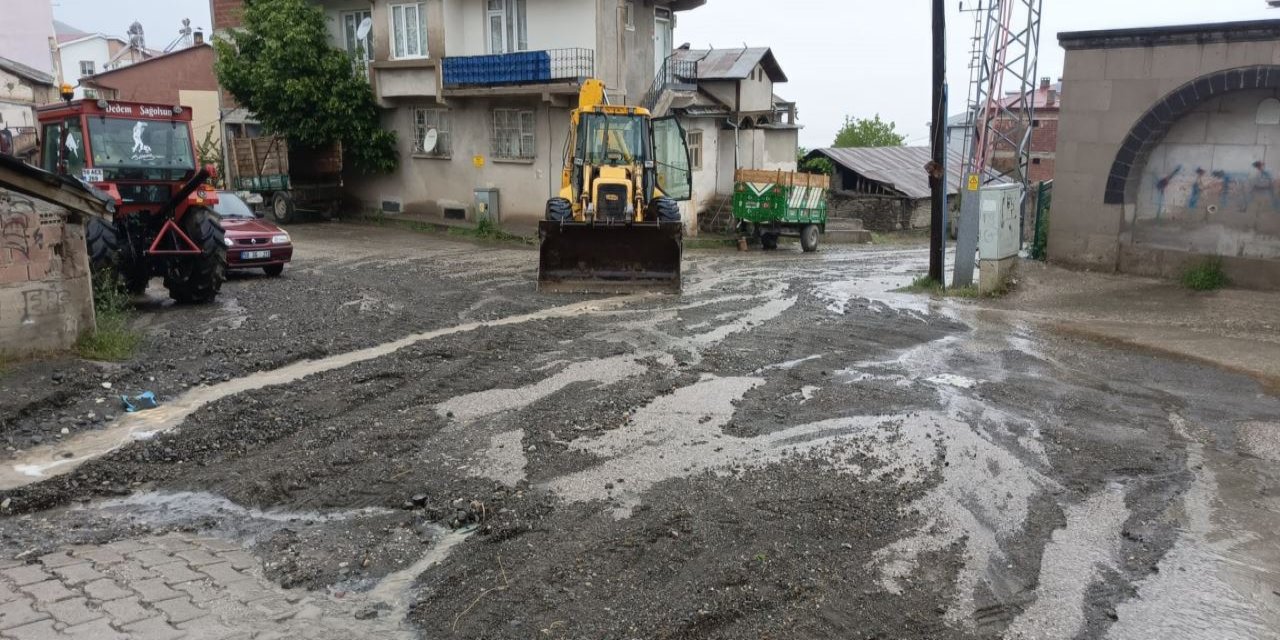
581, 114, 647, 166
88, 117, 195, 171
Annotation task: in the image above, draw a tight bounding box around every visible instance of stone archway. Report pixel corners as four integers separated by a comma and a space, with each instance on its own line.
1105, 65, 1280, 205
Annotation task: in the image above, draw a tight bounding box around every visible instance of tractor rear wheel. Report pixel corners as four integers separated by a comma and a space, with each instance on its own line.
270, 191, 296, 224
650, 197, 681, 223
165, 207, 226, 304
546, 197, 573, 222
800, 224, 820, 253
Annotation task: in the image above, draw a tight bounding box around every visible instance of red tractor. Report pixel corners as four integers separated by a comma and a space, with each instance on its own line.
37, 97, 226, 303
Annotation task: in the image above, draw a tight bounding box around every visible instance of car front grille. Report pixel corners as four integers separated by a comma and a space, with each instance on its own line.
237, 238, 270, 245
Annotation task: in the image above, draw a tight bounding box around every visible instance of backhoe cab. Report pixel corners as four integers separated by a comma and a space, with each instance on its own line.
538, 79, 692, 294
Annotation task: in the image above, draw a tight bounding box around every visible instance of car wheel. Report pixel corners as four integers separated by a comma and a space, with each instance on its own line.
263, 264, 284, 277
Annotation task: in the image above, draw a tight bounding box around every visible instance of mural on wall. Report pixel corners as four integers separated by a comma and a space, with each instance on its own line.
1133, 90, 1280, 260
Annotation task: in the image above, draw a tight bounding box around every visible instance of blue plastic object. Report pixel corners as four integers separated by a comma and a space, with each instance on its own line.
121, 391, 159, 413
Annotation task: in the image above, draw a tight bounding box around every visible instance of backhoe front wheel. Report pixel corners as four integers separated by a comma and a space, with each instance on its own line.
546, 197, 573, 222
650, 197, 681, 223
165, 207, 226, 304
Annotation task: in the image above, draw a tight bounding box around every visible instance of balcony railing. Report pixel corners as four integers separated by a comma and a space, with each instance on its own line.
642, 55, 698, 112
443, 48, 594, 88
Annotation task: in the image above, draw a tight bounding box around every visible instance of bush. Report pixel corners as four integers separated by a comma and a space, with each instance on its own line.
75, 270, 141, 361
1181, 258, 1229, 291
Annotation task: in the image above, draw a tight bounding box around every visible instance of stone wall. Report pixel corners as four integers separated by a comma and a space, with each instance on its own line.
0, 189, 94, 356
1052, 21, 1280, 288
828, 193, 929, 232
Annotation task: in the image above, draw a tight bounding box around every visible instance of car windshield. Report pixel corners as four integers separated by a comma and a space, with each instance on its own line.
581, 114, 648, 166
212, 193, 256, 219
88, 117, 195, 170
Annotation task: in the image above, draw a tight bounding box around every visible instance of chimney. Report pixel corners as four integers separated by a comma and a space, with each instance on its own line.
1039, 77, 1050, 90
194, 30, 204, 45
1047, 86, 1058, 107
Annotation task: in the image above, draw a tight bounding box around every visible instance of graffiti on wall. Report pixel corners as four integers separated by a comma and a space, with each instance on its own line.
1149, 161, 1280, 220
1, 208, 42, 264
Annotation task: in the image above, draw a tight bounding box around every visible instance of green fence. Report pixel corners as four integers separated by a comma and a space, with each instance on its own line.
1030, 180, 1053, 261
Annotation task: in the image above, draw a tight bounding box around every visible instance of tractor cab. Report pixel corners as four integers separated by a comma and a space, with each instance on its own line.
37, 98, 227, 303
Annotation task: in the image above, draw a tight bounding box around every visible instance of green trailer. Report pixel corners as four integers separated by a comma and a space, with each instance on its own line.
732, 169, 830, 252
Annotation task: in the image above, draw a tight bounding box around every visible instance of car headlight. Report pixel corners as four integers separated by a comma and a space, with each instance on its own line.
224, 238, 234, 247
271, 233, 290, 245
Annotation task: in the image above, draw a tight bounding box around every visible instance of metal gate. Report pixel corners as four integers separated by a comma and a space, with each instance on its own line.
1030, 180, 1053, 261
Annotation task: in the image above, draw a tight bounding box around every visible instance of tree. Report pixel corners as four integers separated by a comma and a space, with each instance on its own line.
214, 0, 397, 174
796, 147, 833, 175
832, 114, 907, 148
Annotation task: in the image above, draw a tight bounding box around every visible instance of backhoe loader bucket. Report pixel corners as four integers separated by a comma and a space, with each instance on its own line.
538, 221, 683, 294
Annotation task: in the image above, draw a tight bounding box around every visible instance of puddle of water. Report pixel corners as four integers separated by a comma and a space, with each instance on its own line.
926, 374, 981, 389
365, 525, 475, 620
1004, 484, 1130, 639
1236, 421, 1280, 462
1105, 414, 1277, 640
1, 295, 646, 491
437, 355, 649, 423
89, 491, 392, 527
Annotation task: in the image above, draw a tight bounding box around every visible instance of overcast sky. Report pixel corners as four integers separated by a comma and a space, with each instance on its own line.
55, 0, 1280, 148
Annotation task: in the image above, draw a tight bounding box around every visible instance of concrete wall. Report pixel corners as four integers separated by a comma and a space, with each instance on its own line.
1132, 89, 1280, 261
829, 194, 928, 232
740, 65, 773, 113
0, 0, 56, 76
0, 69, 54, 132
1052, 32, 1280, 285
0, 192, 94, 356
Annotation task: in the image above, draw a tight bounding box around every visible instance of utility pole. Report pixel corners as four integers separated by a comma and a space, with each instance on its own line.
929, 0, 947, 283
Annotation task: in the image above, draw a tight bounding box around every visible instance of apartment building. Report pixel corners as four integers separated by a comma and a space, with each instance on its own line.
212, 0, 706, 225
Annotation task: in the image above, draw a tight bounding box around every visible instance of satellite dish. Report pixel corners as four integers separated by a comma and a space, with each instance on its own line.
356, 17, 373, 42
422, 128, 438, 154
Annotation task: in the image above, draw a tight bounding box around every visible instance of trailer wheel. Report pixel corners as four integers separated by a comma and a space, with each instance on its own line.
270, 191, 296, 224
761, 233, 779, 251
546, 197, 573, 222
800, 224, 820, 253
650, 197, 681, 223
165, 207, 226, 304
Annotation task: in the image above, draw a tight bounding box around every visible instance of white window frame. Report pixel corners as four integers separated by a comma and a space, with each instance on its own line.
413, 108, 452, 158
491, 108, 536, 160
686, 129, 702, 171
485, 0, 528, 54
341, 9, 374, 78
390, 2, 428, 60
624, 1, 636, 31
79, 60, 94, 77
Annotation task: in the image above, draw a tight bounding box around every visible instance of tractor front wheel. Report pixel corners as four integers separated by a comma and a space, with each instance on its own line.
546, 197, 573, 222
650, 197, 681, 223
165, 207, 227, 304
270, 191, 296, 224
86, 216, 121, 277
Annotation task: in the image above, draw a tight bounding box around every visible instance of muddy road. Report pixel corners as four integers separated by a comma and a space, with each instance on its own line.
1, 224, 1277, 639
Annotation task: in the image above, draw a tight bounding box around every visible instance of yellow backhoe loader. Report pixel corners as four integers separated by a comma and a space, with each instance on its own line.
538, 79, 693, 294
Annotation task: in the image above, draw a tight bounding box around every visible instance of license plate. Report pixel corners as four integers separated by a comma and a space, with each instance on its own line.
241, 250, 271, 260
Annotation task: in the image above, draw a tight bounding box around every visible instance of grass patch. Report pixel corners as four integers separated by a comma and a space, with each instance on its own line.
364, 213, 534, 246
75, 271, 142, 361
447, 217, 526, 243
1181, 257, 1229, 291
897, 274, 999, 299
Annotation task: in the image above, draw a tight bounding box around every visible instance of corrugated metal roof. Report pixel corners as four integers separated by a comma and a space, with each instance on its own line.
809, 146, 1005, 199
671, 47, 787, 83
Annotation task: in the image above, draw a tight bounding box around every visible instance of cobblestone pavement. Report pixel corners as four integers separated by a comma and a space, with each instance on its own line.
0, 535, 408, 640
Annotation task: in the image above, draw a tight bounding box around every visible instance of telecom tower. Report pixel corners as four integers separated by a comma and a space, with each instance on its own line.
952, 0, 1044, 287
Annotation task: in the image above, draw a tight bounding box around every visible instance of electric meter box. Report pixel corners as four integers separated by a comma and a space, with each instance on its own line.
978, 184, 1021, 261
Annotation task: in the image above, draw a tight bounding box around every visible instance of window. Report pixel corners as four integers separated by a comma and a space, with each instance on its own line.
413, 108, 451, 157
342, 10, 373, 77
686, 130, 702, 171
1258, 98, 1280, 125
79, 60, 94, 77
624, 1, 635, 31
491, 108, 536, 159
486, 0, 527, 54
390, 2, 428, 59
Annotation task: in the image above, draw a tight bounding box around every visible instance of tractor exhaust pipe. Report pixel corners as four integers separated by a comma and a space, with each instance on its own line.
161, 167, 212, 217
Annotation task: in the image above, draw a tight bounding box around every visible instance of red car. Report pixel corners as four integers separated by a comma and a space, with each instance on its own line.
212, 191, 294, 276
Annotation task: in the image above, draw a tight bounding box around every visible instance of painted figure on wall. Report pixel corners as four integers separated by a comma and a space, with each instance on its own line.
1247, 161, 1280, 212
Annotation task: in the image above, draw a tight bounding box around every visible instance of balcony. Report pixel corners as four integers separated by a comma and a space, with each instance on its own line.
442, 48, 594, 96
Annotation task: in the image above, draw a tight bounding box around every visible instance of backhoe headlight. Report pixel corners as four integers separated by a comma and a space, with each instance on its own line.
271, 233, 290, 245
